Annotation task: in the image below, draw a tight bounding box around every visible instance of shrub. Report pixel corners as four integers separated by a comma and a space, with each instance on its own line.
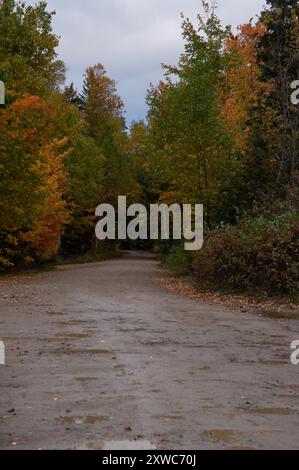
162, 242, 193, 275
193, 210, 299, 296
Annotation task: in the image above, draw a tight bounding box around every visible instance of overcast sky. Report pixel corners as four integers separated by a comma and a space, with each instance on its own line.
26, 0, 265, 124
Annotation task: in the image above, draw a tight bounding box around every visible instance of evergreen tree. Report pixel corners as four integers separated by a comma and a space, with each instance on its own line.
257, 0, 299, 186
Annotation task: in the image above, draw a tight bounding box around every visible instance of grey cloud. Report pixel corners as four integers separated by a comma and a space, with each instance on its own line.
26, 0, 265, 123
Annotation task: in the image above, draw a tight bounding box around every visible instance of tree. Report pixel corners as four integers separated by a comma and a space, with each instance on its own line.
128, 120, 156, 204
0, 0, 65, 100
218, 21, 275, 216
147, 2, 234, 227
257, 0, 299, 187
0, 94, 69, 265
81, 64, 137, 205
63, 82, 83, 109
0, 1, 109, 265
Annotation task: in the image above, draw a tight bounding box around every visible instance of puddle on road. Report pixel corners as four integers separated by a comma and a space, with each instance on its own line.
55, 333, 91, 339
203, 429, 236, 442
248, 407, 294, 415
103, 440, 156, 450
47, 348, 111, 355
226, 446, 257, 450
283, 384, 299, 391
53, 320, 96, 327
152, 415, 183, 422
162, 416, 182, 422
46, 338, 72, 343
58, 415, 108, 425
239, 341, 285, 348
259, 359, 288, 365
277, 394, 299, 399
0, 336, 34, 341
118, 327, 147, 333
141, 340, 171, 346
75, 377, 98, 383
74, 440, 156, 450
0, 416, 9, 422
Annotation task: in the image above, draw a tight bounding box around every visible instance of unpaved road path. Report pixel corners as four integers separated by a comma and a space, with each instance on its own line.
0, 252, 299, 450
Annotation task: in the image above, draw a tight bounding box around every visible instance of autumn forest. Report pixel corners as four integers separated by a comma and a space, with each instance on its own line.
0, 0, 298, 297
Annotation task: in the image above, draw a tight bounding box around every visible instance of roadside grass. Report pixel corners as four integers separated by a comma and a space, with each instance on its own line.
159, 270, 299, 319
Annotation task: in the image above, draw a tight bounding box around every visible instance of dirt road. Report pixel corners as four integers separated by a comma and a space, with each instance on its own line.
0, 253, 298, 450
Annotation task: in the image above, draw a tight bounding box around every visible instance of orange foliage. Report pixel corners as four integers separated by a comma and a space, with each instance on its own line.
22, 138, 70, 260
0, 94, 70, 262
221, 22, 268, 155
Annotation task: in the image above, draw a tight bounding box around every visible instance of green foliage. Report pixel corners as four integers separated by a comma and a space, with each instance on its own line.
162, 242, 193, 275
141, 1, 299, 297
81, 64, 138, 205
0, 0, 65, 98
61, 131, 105, 256
1, 0, 298, 300
0, 2, 127, 267
146, 4, 239, 227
